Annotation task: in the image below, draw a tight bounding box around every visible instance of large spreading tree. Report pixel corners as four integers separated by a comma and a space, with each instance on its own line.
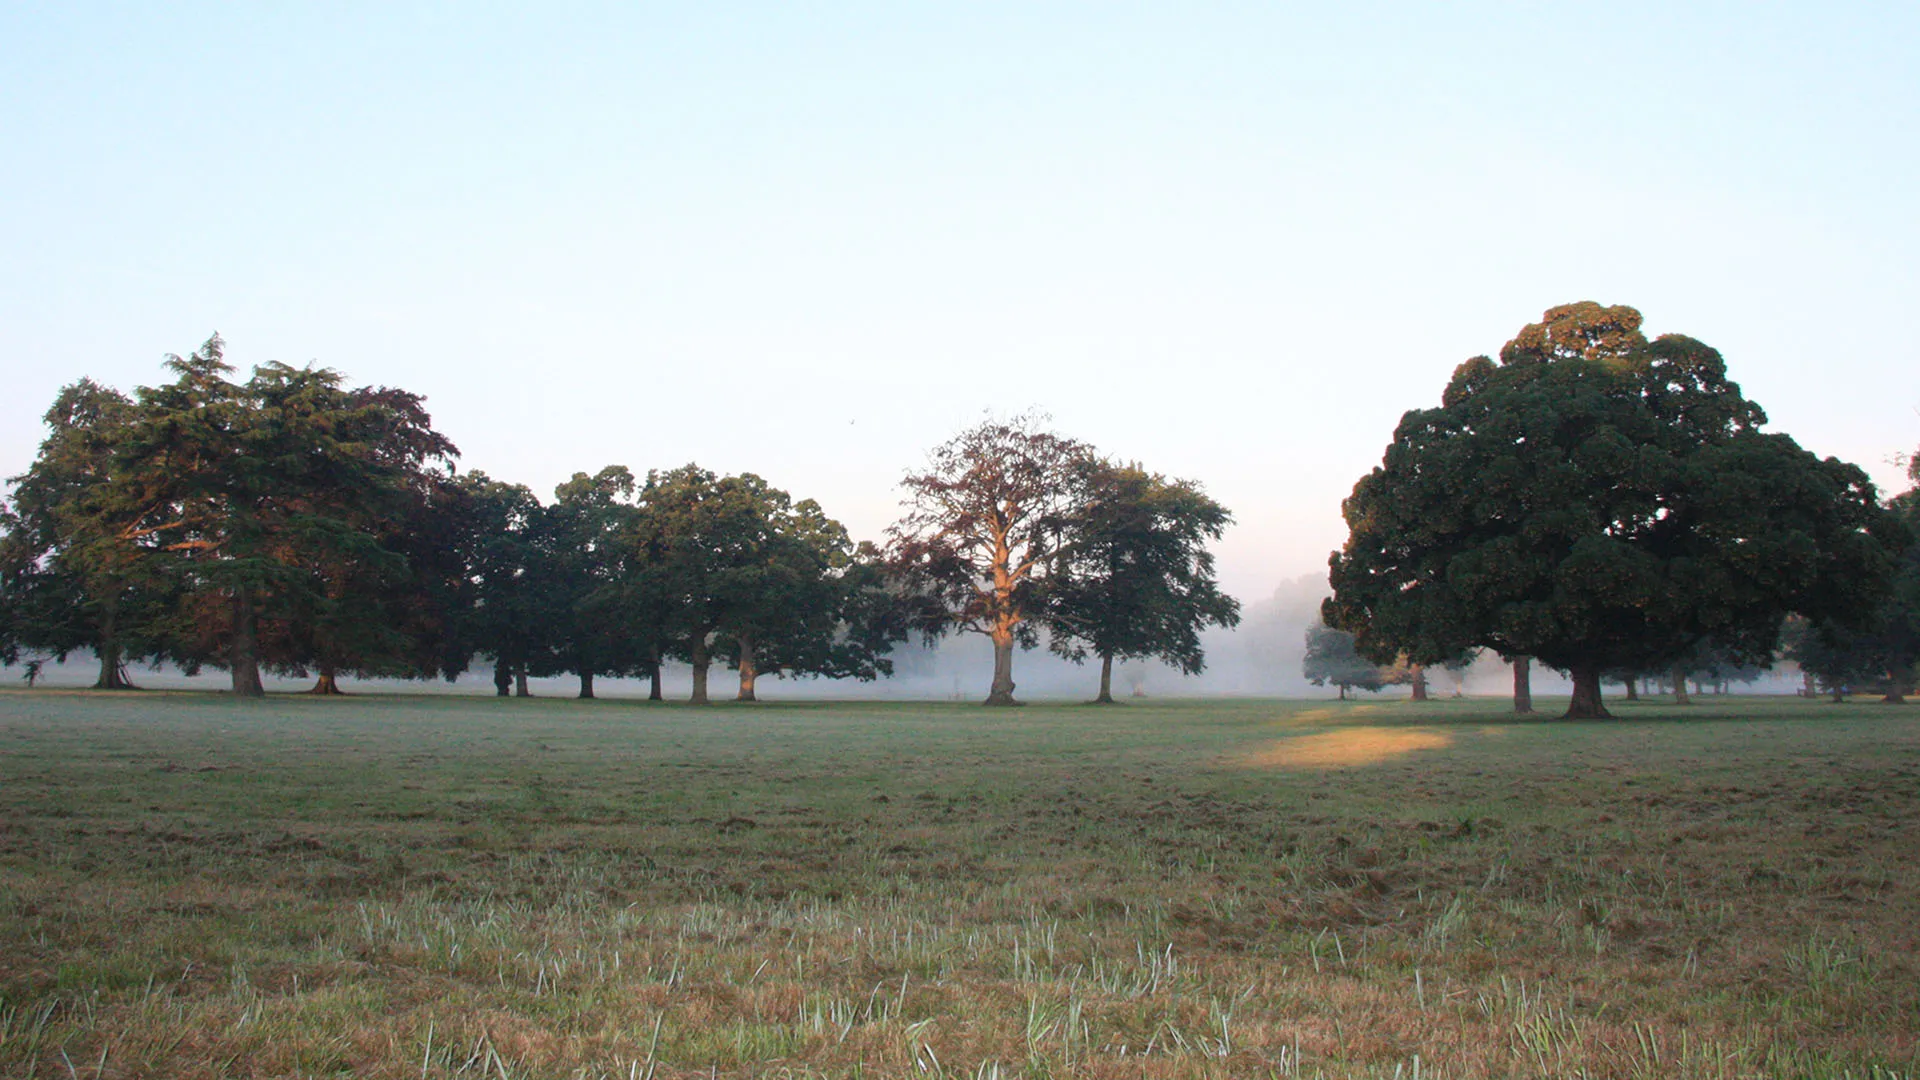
1044, 460, 1240, 703
886, 415, 1091, 706
123, 337, 460, 696
1325, 302, 1898, 719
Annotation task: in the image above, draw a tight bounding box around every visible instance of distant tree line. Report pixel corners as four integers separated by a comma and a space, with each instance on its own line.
1321, 302, 1918, 717
0, 340, 1240, 703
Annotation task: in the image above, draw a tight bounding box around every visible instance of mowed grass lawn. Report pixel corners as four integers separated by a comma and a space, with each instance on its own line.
0, 691, 1915, 1079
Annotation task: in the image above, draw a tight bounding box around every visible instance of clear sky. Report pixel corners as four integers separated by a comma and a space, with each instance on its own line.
4, 2, 1916, 602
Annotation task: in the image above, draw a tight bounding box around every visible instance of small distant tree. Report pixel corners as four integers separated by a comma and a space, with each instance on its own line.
1045, 461, 1241, 703
886, 415, 1091, 705
1440, 650, 1477, 697
1302, 622, 1386, 700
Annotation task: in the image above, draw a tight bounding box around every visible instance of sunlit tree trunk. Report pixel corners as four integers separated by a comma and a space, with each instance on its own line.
983, 536, 1021, 707
1410, 664, 1429, 702
308, 663, 344, 695
515, 664, 531, 697
1566, 663, 1609, 719
1512, 656, 1533, 715
986, 625, 1018, 706
737, 635, 758, 702
230, 590, 265, 698
1884, 668, 1910, 704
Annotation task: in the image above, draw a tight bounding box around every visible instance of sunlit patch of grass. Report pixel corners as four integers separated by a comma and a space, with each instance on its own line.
1236, 726, 1453, 769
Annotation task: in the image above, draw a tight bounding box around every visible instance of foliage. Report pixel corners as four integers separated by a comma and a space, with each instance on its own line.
445, 470, 550, 694
1326, 302, 1899, 718
1044, 460, 1241, 702
1790, 480, 1920, 702
0, 379, 176, 686
542, 466, 651, 698
126, 339, 461, 695
630, 466, 895, 703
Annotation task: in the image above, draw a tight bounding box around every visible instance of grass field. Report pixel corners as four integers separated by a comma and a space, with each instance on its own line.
0, 690, 1915, 1079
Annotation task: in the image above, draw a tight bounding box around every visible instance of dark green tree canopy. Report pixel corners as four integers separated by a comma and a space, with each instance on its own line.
1045, 460, 1240, 703
0, 378, 175, 686
1326, 302, 1898, 718
1789, 459, 1920, 703
15, 336, 464, 697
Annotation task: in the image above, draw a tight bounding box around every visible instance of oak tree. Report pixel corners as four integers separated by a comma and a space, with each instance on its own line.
886, 415, 1090, 706
1045, 460, 1240, 703
1326, 303, 1897, 719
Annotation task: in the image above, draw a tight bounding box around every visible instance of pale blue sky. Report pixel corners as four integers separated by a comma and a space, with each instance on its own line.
4, 2, 1916, 600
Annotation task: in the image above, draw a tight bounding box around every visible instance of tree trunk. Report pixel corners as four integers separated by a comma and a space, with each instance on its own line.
648, 644, 663, 702
1884, 668, 1910, 704
690, 634, 711, 705
736, 635, 758, 702
984, 624, 1019, 706
308, 664, 344, 695
578, 669, 594, 699
1623, 678, 1639, 702
515, 666, 531, 697
493, 658, 511, 696
1672, 665, 1691, 705
94, 641, 135, 690
1565, 664, 1610, 719
230, 590, 265, 698
1512, 656, 1534, 715
1094, 653, 1115, 704
1410, 664, 1428, 702
1338, 683, 1348, 701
